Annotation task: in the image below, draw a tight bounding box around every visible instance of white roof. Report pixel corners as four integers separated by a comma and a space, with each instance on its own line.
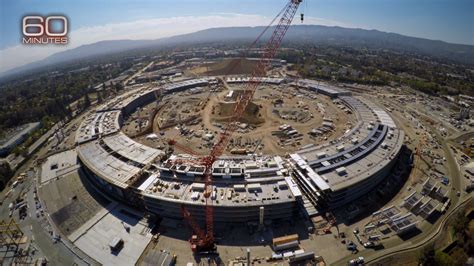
191, 183, 205, 190
373, 109, 396, 128
306, 166, 330, 190
247, 183, 261, 190
103, 133, 163, 165
335, 167, 347, 175
285, 176, 302, 197
278, 180, 288, 188
137, 174, 158, 191
234, 184, 246, 190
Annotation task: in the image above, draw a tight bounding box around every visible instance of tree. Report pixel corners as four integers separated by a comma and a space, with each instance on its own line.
434, 251, 454, 266
114, 82, 124, 91
84, 93, 91, 108
419, 244, 435, 265
0, 162, 13, 190
452, 212, 469, 235
97, 91, 103, 104
66, 106, 73, 119
450, 248, 468, 265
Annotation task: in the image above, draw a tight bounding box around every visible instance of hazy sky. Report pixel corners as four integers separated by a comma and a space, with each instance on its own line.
0, 0, 473, 73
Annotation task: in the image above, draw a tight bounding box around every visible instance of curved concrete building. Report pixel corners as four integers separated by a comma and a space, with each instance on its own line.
76, 77, 404, 223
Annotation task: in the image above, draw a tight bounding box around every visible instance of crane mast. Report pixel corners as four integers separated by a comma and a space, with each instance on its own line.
210, 0, 301, 157
179, 0, 303, 253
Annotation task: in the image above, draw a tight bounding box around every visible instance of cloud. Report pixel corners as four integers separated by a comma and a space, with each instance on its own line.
0, 13, 352, 74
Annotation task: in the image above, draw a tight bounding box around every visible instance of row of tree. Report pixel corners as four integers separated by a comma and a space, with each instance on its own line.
0, 163, 13, 190
288, 44, 474, 96
0, 60, 133, 136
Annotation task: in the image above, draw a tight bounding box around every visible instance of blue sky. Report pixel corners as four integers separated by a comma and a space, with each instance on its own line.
1, 0, 473, 49
0, 0, 473, 73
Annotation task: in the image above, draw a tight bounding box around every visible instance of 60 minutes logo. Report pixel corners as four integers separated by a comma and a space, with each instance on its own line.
22, 15, 69, 45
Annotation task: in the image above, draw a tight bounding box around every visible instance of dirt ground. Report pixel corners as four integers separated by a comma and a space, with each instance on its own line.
141, 217, 320, 266
189, 58, 259, 76
129, 82, 354, 156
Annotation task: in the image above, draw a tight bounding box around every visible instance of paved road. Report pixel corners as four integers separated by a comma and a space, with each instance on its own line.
0, 169, 80, 264
124, 61, 154, 85
430, 124, 462, 205
338, 125, 469, 265
0, 120, 95, 264
366, 197, 472, 265
333, 105, 469, 265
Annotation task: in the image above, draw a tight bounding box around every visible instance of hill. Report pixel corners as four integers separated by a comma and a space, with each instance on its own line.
1, 25, 473, 79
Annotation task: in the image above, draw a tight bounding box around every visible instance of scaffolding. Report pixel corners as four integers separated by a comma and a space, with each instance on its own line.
0, 219, 25, 247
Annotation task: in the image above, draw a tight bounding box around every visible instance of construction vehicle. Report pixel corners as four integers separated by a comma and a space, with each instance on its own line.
168, 0, 304, 253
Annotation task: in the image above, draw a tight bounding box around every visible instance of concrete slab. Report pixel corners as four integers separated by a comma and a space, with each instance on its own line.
69, 201, 118, 242
41, 149, 78, 184
39, 170, 110, 236
73, 205, 152, 266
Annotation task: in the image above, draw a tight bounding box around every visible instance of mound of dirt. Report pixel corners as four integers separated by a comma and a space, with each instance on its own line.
213, 98, 264, 125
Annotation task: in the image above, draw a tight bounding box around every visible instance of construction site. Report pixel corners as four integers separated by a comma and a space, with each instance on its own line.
127, 79, 355, 157
1, 0, 472, 265
42, 64, 408, 265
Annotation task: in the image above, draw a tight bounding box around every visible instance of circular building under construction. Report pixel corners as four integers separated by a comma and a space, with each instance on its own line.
74, 76, 405, 225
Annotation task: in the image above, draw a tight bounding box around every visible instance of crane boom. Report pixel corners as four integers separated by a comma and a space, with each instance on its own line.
209, 0, 301, 158
181, 0, 302, 252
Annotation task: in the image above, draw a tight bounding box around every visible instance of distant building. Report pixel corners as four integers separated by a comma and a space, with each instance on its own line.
246, 57, 286, 67
0, 122, 40, 157
134, 72, 162, 84
94, 74, 129, 90
145, 60, 174, 72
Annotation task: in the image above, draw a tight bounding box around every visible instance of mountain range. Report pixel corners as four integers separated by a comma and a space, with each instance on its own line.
2, 25, 473, 79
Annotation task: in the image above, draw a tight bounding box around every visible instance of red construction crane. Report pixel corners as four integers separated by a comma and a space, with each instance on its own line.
170, 0, 303, 253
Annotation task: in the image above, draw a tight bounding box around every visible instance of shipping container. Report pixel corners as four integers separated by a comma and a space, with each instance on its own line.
272, 234, 298, 246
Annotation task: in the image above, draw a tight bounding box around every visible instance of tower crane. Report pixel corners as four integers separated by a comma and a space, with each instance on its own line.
170, 0, 304, 253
